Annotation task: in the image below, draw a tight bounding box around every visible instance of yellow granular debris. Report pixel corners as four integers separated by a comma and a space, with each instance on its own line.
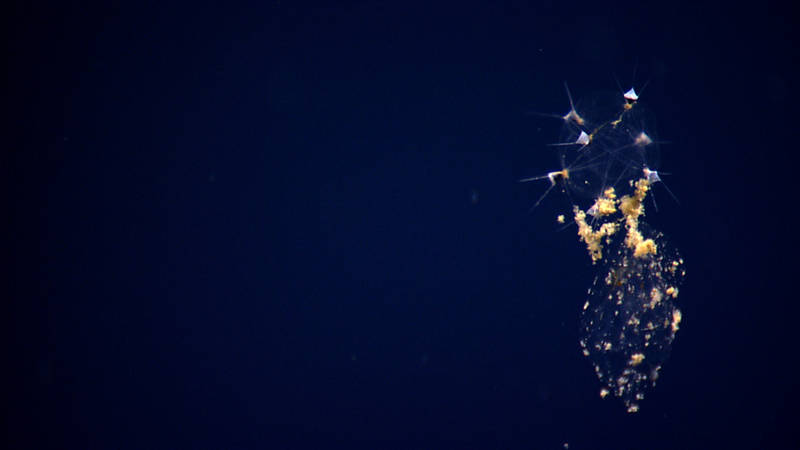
624, 216, 642, 246
624, 214, 657, 258
597, 187, 618, 216
593, 196, 617, 216
634, 178, 650, 202
629, 353, 645, 366
619, 195, 642, 218
649, 288, 663, 308
599, 222, 618, 238
619, 179, 650, 219
573, 177, 658, 262
574, 206, 619, 263
634, 239, 657, 258
671, 309, 682, 332
557, 214, 565, 224
666, 286, 678, 298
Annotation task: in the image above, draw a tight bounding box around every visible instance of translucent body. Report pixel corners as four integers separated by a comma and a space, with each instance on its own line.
579, 223, 685, 413
523, 83, 686, 412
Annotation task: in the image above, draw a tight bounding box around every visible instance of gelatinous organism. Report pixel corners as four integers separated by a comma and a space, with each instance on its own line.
522, 82, 686, 412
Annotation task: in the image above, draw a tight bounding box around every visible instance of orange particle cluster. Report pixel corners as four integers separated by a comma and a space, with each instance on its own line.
573, 177, 657, 263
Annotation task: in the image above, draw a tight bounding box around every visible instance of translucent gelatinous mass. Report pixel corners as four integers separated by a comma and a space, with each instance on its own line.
523, 83, 686, 412
579, 222, 685, 413
569, 176, 686, 412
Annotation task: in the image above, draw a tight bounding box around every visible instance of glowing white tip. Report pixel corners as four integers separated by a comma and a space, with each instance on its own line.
576, 131, 591, 146
643, 168, 661, 183
623, 87, 639, 101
